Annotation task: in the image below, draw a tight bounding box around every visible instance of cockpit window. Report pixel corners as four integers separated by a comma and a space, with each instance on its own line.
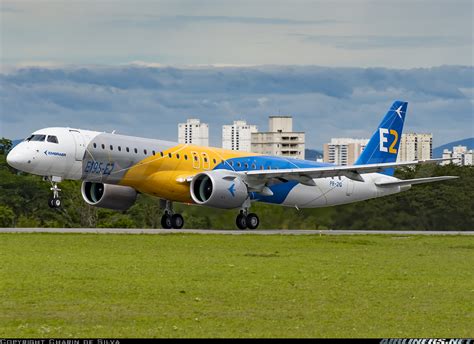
27, 135, 46, 142
47, 135, 59, 144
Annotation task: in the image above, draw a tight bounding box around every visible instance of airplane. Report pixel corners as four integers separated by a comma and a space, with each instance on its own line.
6, 100, 458, 229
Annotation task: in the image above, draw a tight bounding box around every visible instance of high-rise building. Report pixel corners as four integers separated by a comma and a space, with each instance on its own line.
251, 116, 305, 159
178, 118, 209, 146
222, 120, 258, 152
397, 133, 432, 162
442, 145, 473, 166
323, 138, 369, 166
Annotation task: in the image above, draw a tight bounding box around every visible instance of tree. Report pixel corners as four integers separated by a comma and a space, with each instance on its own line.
0, 205, 15, 227
0, 138, 13, 155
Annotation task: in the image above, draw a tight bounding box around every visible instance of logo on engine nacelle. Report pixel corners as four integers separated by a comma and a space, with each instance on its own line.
228, 183, 236, 197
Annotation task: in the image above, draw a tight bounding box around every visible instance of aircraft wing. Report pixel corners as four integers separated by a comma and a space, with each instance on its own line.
241, 158, 452, 187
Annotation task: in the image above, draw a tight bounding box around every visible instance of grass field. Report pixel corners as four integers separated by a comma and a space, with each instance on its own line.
0, 233, 472, 338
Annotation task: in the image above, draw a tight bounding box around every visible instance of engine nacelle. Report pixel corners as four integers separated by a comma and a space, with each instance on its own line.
190, 170, 248, 209
81, 182, 137, 211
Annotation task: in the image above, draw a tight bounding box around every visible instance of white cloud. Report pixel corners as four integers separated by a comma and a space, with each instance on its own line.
1, 65, 472, 149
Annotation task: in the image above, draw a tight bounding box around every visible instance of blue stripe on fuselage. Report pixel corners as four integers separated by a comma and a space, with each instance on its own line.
213, 156, 333, 204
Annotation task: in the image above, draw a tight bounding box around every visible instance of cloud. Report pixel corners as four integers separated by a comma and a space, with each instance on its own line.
106, 15, 340, 28
1, 65, 472, 149
176, 15, 338, 25
291, 34, 473, 50
2, 1, 472, 67
0, 5, 24, 13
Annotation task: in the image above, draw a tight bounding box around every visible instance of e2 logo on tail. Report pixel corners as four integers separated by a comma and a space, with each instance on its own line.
379, 128, 399, 154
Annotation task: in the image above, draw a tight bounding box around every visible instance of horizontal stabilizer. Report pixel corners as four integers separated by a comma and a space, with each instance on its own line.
375, 176, 459, 188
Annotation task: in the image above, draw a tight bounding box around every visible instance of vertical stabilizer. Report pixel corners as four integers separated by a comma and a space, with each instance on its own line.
355, 101, 407, 175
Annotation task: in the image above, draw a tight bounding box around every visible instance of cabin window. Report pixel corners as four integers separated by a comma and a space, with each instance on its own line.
29, 135, 46, 142
152, 150, 155, 156
237, 162, 241, 168
110, 145, 113, 150
144, 149, 147, 155
160, 152, 164, 157
184, 155, 188, 160
168, 153, 172, 158
134, 148, 138, 154
102, 144, 105, 149
118, 146, 122, 152
93, 143, 97, 148
126, 147, 130, 152
244, 163, 249, 169
176, 154, 180, 159
47, 135, 59, 144
251, 164, 256, 169
213, 159, 217, 164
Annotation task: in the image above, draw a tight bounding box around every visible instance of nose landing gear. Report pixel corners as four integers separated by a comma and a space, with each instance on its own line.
46, 176, 62, 209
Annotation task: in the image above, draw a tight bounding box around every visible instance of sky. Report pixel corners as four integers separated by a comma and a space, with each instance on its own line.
0, 0, 473, 149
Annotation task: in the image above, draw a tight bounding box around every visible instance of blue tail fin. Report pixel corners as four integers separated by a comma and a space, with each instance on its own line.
355, 100, 407, 175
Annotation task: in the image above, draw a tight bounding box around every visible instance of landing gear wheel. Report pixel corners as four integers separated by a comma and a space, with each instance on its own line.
48, 197, 61, 209
246, 213, 259, 229
236, 213, 248, 230
161, 214, 172, 229
171, 214, 184, 229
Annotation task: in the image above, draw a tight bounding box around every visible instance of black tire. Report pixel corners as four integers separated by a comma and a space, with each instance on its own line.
171, 214, 184, 229
246, 213, 260, 230
161, 214, 172, 229
236, 213, 247, 230
53, 198, 61, 208
48, 197, 55, 208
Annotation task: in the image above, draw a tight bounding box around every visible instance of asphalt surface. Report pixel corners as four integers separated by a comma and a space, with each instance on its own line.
0, 228, 473, 235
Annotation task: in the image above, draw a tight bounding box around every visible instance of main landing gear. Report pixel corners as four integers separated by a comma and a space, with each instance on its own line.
236, 209, 260, 230
46, 176, 62, 209
160, 200, 184, 229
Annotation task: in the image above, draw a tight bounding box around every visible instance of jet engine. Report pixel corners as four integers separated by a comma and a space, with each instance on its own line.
190, 170, 248, 209
81, 182, 137, 211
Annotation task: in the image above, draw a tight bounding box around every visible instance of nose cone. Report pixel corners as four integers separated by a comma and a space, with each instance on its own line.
6, 147, 27, 171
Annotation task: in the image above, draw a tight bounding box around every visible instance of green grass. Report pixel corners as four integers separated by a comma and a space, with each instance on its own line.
0, 233, 472, 338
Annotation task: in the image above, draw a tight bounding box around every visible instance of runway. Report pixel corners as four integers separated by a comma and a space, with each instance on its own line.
0, 228, 473, 235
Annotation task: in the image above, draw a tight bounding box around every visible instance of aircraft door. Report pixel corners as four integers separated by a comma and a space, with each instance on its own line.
191, 151, 200, 169
69, 130, 86, 161
201, 152, 210, 170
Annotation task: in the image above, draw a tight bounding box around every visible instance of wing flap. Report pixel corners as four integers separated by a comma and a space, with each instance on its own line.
375, 176, 459, 187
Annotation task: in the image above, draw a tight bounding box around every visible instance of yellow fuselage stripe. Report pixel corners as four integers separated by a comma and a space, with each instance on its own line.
119, 144, 260, 203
